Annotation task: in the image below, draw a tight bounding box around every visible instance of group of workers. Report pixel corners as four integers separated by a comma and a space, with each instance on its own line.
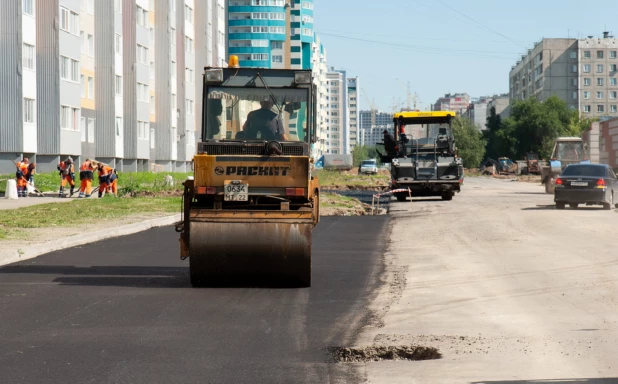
14, 157, 118, 198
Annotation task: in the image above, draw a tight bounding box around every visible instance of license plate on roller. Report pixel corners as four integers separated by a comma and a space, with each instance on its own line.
571, 181, 588, 186
224, 180, 248, 201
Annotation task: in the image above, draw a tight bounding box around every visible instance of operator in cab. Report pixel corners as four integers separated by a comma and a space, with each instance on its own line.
241, 98, 288, 141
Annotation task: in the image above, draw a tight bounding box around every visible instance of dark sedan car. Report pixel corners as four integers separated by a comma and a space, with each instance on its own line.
554, 163, 618, 210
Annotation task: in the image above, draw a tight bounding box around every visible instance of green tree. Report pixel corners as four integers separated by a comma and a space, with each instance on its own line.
352, 145, 379, 167
452, 117, 487, 168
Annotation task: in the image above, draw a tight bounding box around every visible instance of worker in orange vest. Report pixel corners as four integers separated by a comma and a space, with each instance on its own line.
78, 159, 95, 198
96, 163, 118, 197
57, 157, 76, 198
15, 158, 30, 197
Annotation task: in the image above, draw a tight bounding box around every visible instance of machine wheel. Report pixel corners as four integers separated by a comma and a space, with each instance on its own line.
603, 192, 613, 210
441, 192, 453, 201
556, 202, 565, 210
569, 203, 579, 209
396, 193, 407, 202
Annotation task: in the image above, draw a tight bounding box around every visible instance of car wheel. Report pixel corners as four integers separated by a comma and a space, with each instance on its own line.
569, 203, 578, 209
556, 202, 565, 210
603, 192, 613, 210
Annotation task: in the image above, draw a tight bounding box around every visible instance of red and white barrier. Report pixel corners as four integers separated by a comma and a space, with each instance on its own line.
371, 188, 412, 214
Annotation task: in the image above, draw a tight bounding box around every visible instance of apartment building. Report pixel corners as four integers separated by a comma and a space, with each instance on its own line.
326, 69, 349, 155
227, 0, 314, 69
358, 110, 394, 147
433, 93, 470, 114
461, 97, 489, 130
510, 35, 618, 119
311, 34, 329, 157
486, 93, 511, 119
347, 77, 359, 152
0, 0, 226, 174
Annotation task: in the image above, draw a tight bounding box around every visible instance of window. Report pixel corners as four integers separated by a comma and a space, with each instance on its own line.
150, 128, 156, 149
60, 7, 79, 35
598, 78, 605, 86
583, 64, 590, 73
88, 118, 95, 143
60, 56, 80, 82
88, 77, 94, 99
569, 51, 577, 59
597, 64, 604, 73
251, 54, 268, 61
137, 82, 148, 102
185, 5, 193, 23
597, 91, 604, 99
252, 12, 268, 19
270, 26, 285, 34
584, 105, 591, 113
185, 67, 194, 84
137, 121, 149, 140
251, 26, 268, 33
115, 34, 122, 54
270, 12, 285, 20
584, 51, 591, 59
115, 75, 122, 96
611, 51, 617, 59
571, 78, 577, 86
612, 78, 617, 86
115, 117, 123, 136
170, 27, 176, 45
584, 91, 590, 100
81, 75, 85, 97
610, 91, 617, 99
571, 92, 577, 100
114, 0, 122, 13
572, 65, 579, 73
23, 0, 34, 15
23, 44, 35, 70
612, 105, 617, 113
171, 61, 176, 78
272, 55, 283, 63
611, 64, 617, 72
185, 36, 193, 53
23, 98, 35, 123
303, 28, 313, 36
87, 34, 94, 56
272, 41, 283, 50
186, 99, 194, 115
61, 105, 79, 131
137, 44, 148, 64
584, 78, 591, 86
598, 50, 604, 59
302, 1, 313, 9
598, 105, 605, 113
137, 6, 148, 27
80, 117, 86, 142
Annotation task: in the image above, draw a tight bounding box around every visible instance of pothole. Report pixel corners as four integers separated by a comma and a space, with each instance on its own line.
329, 345, 442, 363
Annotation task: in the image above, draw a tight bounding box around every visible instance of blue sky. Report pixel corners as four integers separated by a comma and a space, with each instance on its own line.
313, 0, 618, 111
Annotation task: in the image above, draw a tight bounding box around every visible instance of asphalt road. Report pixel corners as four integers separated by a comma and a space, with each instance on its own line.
0, 216, 389, 384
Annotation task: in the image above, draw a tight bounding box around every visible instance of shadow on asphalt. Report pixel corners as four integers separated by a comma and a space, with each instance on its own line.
0, 265, 312, 289
502, 192, 548, 195
471, 379, 618, 384
522, 205, 610, 211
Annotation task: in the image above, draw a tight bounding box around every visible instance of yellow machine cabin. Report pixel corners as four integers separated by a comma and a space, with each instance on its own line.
177, 59, 320, 287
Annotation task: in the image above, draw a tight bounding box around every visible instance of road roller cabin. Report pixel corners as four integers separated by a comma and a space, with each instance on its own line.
177, 57, 320, 287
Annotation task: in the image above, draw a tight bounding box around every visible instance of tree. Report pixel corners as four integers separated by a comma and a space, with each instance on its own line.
452, 117, 487, 168
352, 145, 380, 167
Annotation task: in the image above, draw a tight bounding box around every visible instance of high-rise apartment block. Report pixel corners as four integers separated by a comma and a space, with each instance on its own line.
510, 35, 618, 119
358, 110, 394, 147
433, 93, 470, 114
347, 77, 359, 152
0, 0, 226, 173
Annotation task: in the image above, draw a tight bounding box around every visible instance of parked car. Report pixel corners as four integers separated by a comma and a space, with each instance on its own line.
359, 159, 378, 175
554, 163, 618, 210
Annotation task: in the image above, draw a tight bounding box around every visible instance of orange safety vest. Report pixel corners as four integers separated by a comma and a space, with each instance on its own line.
80, 161, 93, 171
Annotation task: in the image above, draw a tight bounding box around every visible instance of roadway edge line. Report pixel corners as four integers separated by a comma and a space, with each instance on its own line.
0, 214, 182, 267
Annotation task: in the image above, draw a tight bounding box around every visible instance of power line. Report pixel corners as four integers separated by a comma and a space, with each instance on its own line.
316, 29, 532, 44
433, 0, 528, 49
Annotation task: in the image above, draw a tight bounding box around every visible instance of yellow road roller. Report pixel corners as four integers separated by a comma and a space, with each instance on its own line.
177, 57, 320, 287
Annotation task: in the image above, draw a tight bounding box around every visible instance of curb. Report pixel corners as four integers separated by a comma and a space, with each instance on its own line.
0, 213, 182, 267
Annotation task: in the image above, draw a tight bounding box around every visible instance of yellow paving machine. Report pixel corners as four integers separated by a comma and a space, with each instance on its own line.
177, 57, 320, 287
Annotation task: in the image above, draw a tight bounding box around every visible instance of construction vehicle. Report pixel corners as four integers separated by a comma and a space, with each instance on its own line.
176, 56, 320, 287
541, 137, 590, 194
520, 152, 541, 175
376, 111, 463, 201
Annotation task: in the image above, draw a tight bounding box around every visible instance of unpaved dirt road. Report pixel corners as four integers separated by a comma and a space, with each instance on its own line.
357, 177, 618, 383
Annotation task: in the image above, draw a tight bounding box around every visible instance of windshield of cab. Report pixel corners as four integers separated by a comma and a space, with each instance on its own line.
555, 142, 585, 161
402, 123, 451, 146
361, 160, 376, 166
205, 87, 309, 142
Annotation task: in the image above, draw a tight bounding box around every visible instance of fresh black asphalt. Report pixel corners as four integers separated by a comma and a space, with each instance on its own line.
0, 216, 389, 384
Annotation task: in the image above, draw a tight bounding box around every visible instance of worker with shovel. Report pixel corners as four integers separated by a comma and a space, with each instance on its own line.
58, 157, 76, 198
96, 163, 118, 198
78, 159, 95, 198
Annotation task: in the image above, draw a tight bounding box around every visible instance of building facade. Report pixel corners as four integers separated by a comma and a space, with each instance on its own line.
433, 93, 470, 114
227, 0, 313, 70
509, 35, 618, 120
462, 97, 489, 130
0, 0, 226, 174
486, 93, 511, 119
311, 34, 329, 157
325, 69, 348, 155
358, 110, 394, 147
347, 77, 359, 152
